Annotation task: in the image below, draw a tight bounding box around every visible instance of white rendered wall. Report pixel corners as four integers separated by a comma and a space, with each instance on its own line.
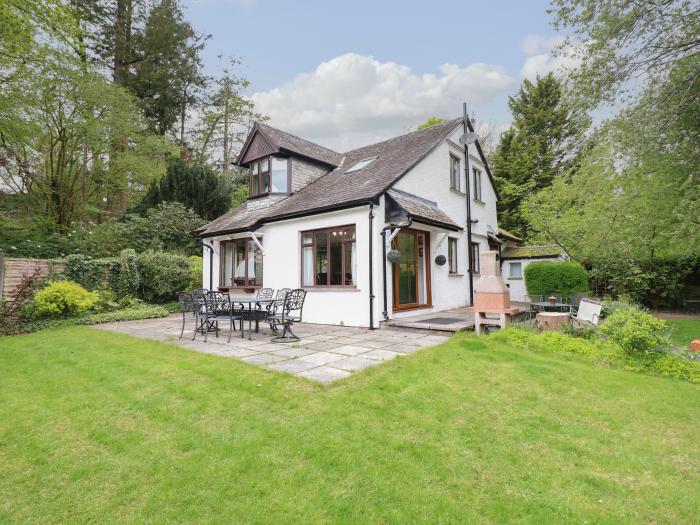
390, 125, 499, 316
204, 205, 381, 327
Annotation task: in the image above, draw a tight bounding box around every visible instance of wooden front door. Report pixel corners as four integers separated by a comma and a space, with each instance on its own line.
392, 229, 431, 310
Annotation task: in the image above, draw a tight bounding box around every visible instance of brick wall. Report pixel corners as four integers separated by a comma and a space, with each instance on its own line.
0, 255, 65, 301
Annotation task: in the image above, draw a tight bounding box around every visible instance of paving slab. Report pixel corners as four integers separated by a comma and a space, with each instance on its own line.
298, 351, 346, 366
266, 359, 320, 374
361, 349, 402, 361
330, 356, 381, 372
332, 345, 376, 356
269, 346, 316, 358
240, 353, 290, 365
296, 366, 353, 384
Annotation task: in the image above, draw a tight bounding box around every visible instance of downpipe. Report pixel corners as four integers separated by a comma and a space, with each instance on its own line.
368, 203, 375, 330
198, 238, 214, 291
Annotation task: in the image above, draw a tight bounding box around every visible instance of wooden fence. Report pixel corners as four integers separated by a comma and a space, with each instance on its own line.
0, 253, 65, 301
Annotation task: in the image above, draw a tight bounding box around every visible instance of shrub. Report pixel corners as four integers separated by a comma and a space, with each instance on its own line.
187, 255, 203, 291
0, 268, 44, 335
137, 251, 191, 303
601, 308, 670, 354
33, 280, 98, 318
524, 261, 588, 298
63, 254, 106, 290
600, 295, 641, 319
487, 327, 699, 384
111, 248, 140, 298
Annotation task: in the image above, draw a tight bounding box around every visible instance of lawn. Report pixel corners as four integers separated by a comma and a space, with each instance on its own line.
667, 319, 700, 348
1, 328, 699, 524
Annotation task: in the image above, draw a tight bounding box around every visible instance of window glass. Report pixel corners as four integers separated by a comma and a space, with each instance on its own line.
509, 262, 522, 279
223, 242, 233, 286
302, 246, 314, 285
233, 241, 247, 286
270, 157, 288, 193
344, 242, 356, 285
301, 225, 356, 287
473, 167, 482, 201
448, 238, 458, 273
260, 157, 270, 194
471, 242, 480, 274
345, 157, 376, 173
450, 155, 461, 191
250, 162, 259, 196
329, 230, 343, 285
315, 232, 328, 285
248, 239, 264, 286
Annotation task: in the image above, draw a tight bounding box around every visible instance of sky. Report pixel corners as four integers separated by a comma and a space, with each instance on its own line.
182, 0, 576, 151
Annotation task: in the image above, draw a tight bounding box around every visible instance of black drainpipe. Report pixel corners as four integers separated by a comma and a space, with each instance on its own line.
463, 103, 475, 306
199, 238, 214, 290
368, 203, 375, 330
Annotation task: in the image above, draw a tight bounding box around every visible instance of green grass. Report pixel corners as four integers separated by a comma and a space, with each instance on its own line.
667, 319, 700, 348
1, 328, 699, 524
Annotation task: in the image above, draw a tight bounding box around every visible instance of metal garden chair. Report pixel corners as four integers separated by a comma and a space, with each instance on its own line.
270, 288, 307, 343
177, 292, 200, 340
201, 291, 242, 343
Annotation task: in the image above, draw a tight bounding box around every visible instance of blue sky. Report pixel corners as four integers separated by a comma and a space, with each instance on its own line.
183, 0, 572, 150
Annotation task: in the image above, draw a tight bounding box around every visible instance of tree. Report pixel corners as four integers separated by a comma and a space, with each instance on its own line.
522, 60, 700, 304
550, 0, 700, 125
492, 73, 588, 237
192, 58, 261, 169
136, 159, 233, 220
127, 0, 207, 137
416, 117, 447, 130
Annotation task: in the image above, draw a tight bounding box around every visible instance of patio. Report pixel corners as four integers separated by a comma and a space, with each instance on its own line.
95, 315, 450, 383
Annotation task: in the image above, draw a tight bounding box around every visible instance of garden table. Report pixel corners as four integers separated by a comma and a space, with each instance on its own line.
227, 295, 276, 340
531, 301, 572, 313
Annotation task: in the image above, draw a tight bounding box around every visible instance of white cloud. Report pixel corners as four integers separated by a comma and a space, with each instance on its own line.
250, 53, 516, 151
519, 34, 581, 81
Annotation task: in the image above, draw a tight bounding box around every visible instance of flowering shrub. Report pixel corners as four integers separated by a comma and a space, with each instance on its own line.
601, 308, 670, 354
33, 280, 98, 318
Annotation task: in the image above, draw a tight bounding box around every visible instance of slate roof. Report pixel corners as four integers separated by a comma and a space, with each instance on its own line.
501, 244, 565, 259
199, 118, 465, 237
255, 123, 343, 167
498, 227, 523, 242
386, 189, 461, 231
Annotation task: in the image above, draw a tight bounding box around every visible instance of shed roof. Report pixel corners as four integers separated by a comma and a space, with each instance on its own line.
501, 245, 565, 259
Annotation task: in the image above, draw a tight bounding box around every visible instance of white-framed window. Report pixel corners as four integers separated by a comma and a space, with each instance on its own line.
472, 167, 482, 201
450, 154, 462, 192
509, 262, 523, 279
448, 237, 458, 274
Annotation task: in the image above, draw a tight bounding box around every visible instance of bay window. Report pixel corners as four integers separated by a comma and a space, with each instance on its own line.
301, 225, 356, 287
248, 156, 288, 197
219, 238, 263, 288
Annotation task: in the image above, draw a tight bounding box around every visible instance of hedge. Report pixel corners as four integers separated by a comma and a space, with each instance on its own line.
524, 261, 588, 298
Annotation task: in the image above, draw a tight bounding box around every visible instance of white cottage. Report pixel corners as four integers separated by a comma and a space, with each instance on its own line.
197, 118, 500, 327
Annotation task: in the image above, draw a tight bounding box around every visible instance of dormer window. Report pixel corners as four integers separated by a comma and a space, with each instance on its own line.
248, 156, 289, 197
345, 157, 377, 173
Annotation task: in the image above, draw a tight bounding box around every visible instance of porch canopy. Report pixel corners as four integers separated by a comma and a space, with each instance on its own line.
384, 189, 462, 232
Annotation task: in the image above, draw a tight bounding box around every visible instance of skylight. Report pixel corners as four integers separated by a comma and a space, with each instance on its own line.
345, 157, 377, 173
